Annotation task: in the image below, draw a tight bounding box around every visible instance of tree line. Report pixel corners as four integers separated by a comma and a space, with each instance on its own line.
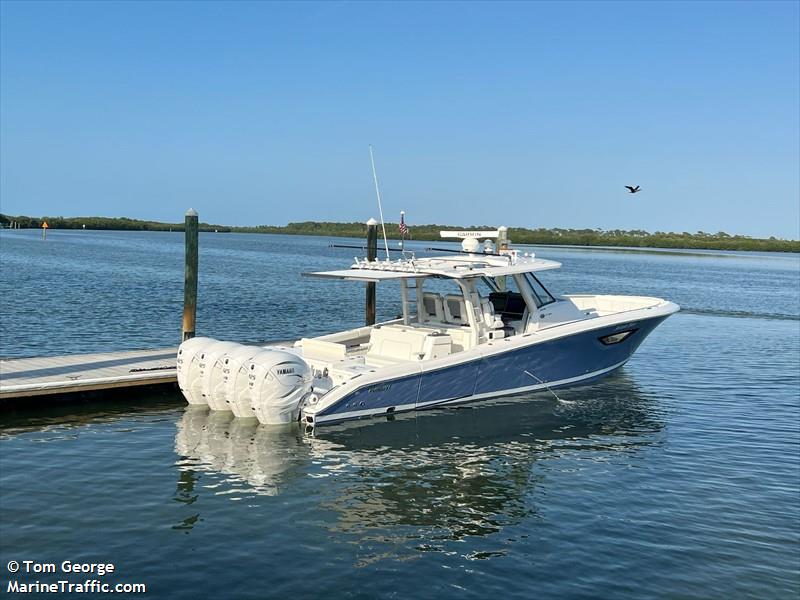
0, 215, 230, 233
1, 214, 797, 252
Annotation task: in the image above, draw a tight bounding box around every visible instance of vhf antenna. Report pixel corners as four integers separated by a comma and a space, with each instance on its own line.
369, 145, 391, 260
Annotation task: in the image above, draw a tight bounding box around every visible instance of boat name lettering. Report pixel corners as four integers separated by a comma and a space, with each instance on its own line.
368, 384, 392, 393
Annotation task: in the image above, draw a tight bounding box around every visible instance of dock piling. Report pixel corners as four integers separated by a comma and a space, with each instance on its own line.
182, 209, 199, 341
366, 218, 378, 326
498, 226, 509, 250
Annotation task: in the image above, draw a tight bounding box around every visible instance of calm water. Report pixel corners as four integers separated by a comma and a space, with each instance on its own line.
0, 229, 798, 599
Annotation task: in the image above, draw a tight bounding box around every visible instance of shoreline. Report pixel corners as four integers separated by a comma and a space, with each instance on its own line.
1, 215, 798, 253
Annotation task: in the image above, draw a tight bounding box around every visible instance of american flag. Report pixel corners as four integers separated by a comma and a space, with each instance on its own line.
399, 212, 408, 236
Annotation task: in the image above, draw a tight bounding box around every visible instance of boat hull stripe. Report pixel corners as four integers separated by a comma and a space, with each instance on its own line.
313, 358, 629, 425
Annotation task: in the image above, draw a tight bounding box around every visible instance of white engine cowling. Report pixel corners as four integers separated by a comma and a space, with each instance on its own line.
234, 350, 313, 425
177, 337, 215, 405
200, 341, 244, 411
224, 345, 266, 418
183, 339, 242, 407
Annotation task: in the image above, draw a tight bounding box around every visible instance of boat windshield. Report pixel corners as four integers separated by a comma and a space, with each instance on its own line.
481, 273, 556, 308
524, 273, 556, 307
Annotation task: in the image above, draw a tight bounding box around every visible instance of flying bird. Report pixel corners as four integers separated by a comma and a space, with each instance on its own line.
625, 185, 641, 194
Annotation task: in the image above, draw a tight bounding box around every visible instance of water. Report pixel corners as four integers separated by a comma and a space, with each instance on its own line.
1, 229, 798, 599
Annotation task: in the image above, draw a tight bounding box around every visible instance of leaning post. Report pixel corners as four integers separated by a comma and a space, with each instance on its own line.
365, 217, 378, 326
182, 209, 199, 341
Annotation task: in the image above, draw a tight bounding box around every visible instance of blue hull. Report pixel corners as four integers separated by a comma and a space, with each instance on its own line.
317, 315, 667, 422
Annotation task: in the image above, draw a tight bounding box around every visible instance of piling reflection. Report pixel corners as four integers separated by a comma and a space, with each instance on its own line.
173, 374, 664, 544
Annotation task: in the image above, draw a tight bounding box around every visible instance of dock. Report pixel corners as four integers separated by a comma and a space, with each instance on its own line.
0, 348, 178, 402
0, 210, 198, 408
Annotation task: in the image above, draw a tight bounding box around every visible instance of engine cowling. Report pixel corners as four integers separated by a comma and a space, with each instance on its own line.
236, 350, 313, 425
176, 337, 215, 405
224, 345, 266, 418
200, 341, 243, 411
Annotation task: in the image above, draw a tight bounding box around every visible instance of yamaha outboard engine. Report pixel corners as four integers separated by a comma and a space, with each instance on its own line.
176, 337, 215, 405
178, 339, 312, 424
225, 345, 266, 418
236, 350, 313, 425
199, 341, 243, 411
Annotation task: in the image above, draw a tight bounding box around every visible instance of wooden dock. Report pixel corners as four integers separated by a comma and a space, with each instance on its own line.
0, 348, 178, 402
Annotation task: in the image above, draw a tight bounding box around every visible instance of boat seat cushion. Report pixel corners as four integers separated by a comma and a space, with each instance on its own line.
480, 297, 504, 330
420, 293, 445, 323
365, 325, 430, 366
301, 338, 347, 362
440, 326, 470, 352
443, 294, 467, 325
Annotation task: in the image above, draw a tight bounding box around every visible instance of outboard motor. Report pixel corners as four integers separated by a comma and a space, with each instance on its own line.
235, 349, 313, 425
200, 341, 243, 411
184, 339, 242, 407
224, 345, 266, 418
177, 337, 215, 405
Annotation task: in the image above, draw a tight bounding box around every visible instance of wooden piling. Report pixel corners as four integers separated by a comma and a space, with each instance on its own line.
497, 226, 510, 291
498, 226, 509, 250
182, 209, 199, 341
366, 217, 378, 326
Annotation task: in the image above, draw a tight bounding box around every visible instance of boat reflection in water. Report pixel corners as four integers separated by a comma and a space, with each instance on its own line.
173, 373, 664, 543
174, 411, 309, 498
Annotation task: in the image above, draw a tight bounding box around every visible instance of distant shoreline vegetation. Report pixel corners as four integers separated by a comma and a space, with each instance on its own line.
1, 214, 798, 253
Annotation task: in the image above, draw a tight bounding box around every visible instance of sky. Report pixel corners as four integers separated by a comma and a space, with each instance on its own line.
1, 1, 798, 239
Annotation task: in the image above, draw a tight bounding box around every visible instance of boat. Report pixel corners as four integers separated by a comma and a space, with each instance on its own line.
176, 228, 679, 427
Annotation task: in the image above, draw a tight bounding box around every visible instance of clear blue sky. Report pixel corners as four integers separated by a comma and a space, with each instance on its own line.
1, 1, 798, 238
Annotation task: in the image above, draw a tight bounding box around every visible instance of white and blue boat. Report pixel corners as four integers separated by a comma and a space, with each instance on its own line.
177, 228, 679, 427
